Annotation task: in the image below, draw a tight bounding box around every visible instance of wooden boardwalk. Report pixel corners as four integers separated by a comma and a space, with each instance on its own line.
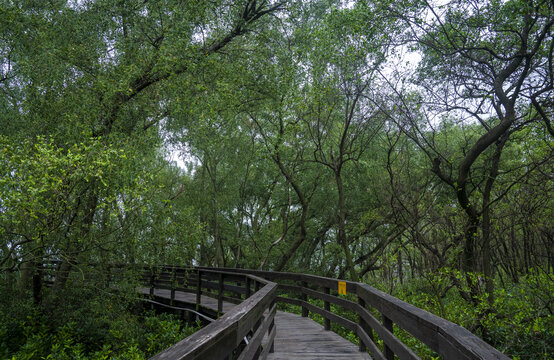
141, 288, 370, 360
267, 311, 370, 360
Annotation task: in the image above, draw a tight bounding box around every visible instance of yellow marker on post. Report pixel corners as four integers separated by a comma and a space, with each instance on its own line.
338, 281, 346, 295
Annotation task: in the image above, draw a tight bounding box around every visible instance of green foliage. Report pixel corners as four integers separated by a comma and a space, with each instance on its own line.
0, 135, 128, 240
279, 269, 553, 359
0, 0, 551, 358
387, 268, 554, 359
2, 308, 199, 360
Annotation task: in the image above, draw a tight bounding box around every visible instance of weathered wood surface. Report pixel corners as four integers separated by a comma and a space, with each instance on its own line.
148, 281, 277, 360
139, 267, 510, 360
203, 267, 510, 360
266, 311, 371, 360
143, 287, 371, 360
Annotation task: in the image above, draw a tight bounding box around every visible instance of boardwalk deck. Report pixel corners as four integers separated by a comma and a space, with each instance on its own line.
140, 288, 370, 360
267, 311, 371, 360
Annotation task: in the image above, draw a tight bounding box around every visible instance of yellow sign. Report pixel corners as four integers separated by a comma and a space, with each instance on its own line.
338, 281, 346, 295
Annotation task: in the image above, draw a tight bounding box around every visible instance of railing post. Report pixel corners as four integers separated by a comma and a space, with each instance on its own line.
149, 270, 155, 297
301, 281, 309, 317
196, 270, 202, 312
218, 272, 224, 315
324, 287, 331, 330
170, 267, 176, 306
358, 296, 367, 352
383, 314, 394, 360
245, 276, 251, 299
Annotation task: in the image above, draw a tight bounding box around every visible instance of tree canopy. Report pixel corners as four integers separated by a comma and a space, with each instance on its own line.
1, 0, 552, 359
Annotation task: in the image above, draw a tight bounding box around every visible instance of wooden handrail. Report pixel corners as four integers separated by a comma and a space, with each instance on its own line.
75, 263, 510, 360
144, 267, 277, 360
40, 262, 510, 359
197, 267, 510, 360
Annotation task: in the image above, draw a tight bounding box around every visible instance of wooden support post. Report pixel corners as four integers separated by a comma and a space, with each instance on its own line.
301, 281, 308, 317
358, 297, 367, 352
218, 272, 224, 315
324, 287, 331, 330
188, 308, 196, 324
383, 314, 394, 360
149, 271, 155, 297
196, 270, 202, 312
170, 267, 176, 306
245, 276, 251, 299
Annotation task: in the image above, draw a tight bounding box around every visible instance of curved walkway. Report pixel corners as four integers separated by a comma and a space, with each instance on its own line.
268, 311, 370, 360
140, 288, 370, 360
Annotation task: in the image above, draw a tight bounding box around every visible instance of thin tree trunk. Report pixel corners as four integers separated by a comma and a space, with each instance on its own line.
335, 172, 358, 281
481, 135, 507, 305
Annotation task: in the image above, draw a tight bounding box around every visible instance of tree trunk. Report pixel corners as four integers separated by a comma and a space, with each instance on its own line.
272, 151, 310, 272
481, 135, 507, 305
52, 187, 98, 293
335, 171, 358, 281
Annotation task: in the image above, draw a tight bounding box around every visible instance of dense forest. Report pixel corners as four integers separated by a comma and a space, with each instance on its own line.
1, 0, 552, 359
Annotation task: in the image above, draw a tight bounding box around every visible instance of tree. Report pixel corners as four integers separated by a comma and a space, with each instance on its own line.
296, 3, 393, 280
0, 0, 283, 302
382, 0, 553, 303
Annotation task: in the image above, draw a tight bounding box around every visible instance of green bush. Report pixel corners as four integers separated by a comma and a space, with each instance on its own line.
277, 268, 552, 359
3, 311, 199, 360
388, 268, 554, 359
0, 278, 200, 360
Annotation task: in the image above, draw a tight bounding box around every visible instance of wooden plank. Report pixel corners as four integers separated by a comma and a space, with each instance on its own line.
303, 302, 357, 332
236, 285, 278, 341
201, 267, 359, 294
149, 282, 277, 360
276, 296, 302, 306
302, 287, 358, 312
150, 317, 237, 360
266, 311, 370, 360
383, 315, 394, 360
141, 285, 370, 360
301, 282, 309, 317
199, 269, 250, 283
202, 280, 247, 295
324, 287, 331, 331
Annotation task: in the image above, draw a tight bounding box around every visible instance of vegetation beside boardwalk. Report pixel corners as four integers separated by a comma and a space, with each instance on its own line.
0, 274, 200, 360
1, 0, 552, 358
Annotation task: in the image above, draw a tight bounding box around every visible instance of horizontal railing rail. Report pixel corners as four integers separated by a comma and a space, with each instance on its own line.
197, 267, 510, 360
43, 262, 509, 359
140, 266, 277, 360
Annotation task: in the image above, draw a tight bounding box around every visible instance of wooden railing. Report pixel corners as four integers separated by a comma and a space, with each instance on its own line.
134, 266, 509, 360
199, 267, 509, 360
141, 267, 277, 360
41, 262, 510, 359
